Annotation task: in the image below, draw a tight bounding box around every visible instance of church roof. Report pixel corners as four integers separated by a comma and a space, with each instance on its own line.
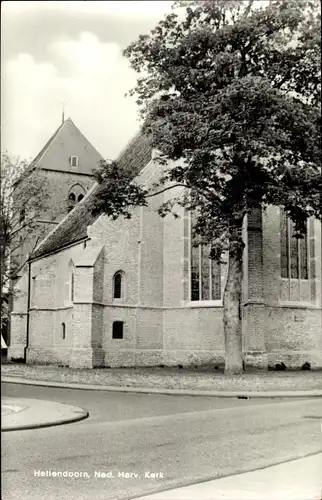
31, 132, 153, 260
30, 117, 103, 176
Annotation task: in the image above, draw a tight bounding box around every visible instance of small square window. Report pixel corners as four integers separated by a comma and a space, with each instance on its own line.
70, 156, 78, 167
112, 321, 123, 339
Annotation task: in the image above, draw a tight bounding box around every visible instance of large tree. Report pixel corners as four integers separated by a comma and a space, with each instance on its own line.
93, 0, 321, 374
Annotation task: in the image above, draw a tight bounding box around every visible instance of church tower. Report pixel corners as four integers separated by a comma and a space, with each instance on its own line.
17, 117, 103, 265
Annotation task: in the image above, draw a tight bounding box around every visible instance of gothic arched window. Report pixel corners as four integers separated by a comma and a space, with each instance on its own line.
191, 244, 221, 301
71, 272, 74, 302
68, 185, 86, 212
67, 184, 85, 212
280, 210, 308, 280
19, 236, 24, 265
190, 212, 221, 301
113, 272, 123, 299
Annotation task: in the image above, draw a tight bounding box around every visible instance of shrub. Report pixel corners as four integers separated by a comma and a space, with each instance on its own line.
10, 357, 25, 364
275, 362, 286, 371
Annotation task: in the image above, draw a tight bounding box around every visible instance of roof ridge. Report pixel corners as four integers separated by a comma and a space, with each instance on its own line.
14, 120, 67, 183
64, 117, 104, 160
114, 130, 142, 161
31, 120, 67, 168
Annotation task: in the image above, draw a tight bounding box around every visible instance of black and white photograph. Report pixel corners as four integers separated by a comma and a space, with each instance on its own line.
1, 1, 321, 499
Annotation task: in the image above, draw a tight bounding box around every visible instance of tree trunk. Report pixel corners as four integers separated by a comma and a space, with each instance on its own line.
223, 219, 245, 375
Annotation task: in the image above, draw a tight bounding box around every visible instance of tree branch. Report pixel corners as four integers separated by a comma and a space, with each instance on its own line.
146, 183, 187, 198
243, 0, 254, 18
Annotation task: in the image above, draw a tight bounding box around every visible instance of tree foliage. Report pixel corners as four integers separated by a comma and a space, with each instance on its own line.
0, 153, 59, 293
95, 0, 321, 246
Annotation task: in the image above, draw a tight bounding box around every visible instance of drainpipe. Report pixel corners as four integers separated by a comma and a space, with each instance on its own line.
24, 259, 31, 363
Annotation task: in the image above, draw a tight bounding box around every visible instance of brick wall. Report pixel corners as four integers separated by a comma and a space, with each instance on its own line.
37, 169, 94, 223
265, 306, 322, 368
8, 266, 29, 360
10, 243, 83, 364
91, 213, 141, 306
139, 196, 164, 307
135, 308, 163, 350
8, 313, 27, 360
162, 186, 185, 307
247, 207, 322, 368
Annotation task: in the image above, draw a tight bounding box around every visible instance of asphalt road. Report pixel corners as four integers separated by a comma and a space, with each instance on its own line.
2, 383, 322, 500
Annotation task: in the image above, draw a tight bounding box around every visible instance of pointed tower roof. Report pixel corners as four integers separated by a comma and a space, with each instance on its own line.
31, 117, 103, 176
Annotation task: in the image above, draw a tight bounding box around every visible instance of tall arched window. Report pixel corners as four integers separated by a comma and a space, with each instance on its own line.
190, 212, 221, 301
62, 323, 66, 339
113, 272, 123, 299
191, 244, 221, 300
19, 236, 24, 265
280, 210, 308, 279
66, 260, 75, 304
78, 194, 84, 202
71, 273, 74, 302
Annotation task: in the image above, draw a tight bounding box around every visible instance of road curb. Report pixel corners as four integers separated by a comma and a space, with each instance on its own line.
3, 376, 322, 398
2, 410, 89, 432
1, 396, 89, 432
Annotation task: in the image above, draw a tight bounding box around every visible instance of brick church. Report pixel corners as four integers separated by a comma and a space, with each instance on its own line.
9, 121, 322, 370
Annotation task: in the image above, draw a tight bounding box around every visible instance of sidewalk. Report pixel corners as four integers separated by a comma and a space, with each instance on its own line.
135, 453, 322, 500
1, 397, 88, 431
2, 363, 322, 397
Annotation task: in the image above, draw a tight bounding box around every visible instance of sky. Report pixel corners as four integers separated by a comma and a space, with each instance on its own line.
1, 1, 174, 162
